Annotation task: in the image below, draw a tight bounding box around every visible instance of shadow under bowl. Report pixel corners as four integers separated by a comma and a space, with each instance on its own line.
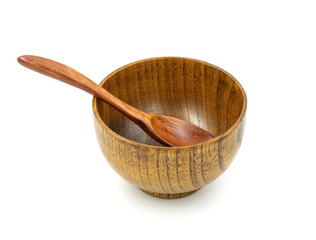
93, 57, 247, 199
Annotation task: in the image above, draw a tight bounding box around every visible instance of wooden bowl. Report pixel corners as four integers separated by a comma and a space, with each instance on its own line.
92, 57, 247, 199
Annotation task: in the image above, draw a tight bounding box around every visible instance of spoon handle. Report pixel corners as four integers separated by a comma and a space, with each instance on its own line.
17, 55, 148, 122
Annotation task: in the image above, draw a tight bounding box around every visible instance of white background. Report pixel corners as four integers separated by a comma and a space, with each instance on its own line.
1, 0, 315, 239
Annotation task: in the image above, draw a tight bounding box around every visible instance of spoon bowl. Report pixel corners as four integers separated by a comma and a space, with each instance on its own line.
149, 114, 213, 146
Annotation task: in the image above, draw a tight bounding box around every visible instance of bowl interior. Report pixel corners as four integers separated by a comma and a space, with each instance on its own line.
95, 58, 245, 146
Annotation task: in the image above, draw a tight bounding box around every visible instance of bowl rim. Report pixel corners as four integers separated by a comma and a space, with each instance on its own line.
92, 56, 247, 149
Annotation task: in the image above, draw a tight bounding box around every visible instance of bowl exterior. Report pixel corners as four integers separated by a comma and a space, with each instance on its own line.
93, 110, 246, 198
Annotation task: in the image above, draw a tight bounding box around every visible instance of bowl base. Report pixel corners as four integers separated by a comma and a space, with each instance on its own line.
140, 188, 200, 199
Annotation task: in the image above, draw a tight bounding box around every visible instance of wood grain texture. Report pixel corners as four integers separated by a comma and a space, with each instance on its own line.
93, 57, 247, 199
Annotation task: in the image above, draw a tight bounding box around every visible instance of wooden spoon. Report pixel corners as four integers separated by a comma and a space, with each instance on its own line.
17, 55, 214, 147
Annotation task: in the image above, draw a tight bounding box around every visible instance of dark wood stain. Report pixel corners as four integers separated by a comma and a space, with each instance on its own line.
18, 55, 214, 148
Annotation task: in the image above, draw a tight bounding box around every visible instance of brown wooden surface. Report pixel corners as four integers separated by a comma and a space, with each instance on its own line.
93, 57, 247, 199
18, 55, 213, 147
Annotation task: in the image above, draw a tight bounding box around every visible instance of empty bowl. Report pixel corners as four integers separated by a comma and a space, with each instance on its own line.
93, 57, 247, 199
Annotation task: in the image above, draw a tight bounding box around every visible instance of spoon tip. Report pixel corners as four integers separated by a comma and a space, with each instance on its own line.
17, 55, 27, 65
